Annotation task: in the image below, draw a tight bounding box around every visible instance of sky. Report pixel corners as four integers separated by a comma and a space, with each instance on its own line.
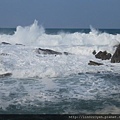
0, 0, 120, 28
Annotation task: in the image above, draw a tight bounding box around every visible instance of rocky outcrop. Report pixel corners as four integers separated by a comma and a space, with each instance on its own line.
95, 51, 111, 60
88, 60, 103, 66
111, 44, 120, 63
1, 42, 11, 45
36, 48, 70, 55
0, 73, 12, 77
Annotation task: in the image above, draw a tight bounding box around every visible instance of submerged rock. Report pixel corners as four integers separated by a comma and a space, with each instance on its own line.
88, 60, 103, 66
0, 53, 9, 56
0, 73, 12, 77
1, 42, 11, 45
36, 48, 70, 55
1, 42, 25, 46
63, 52, 70, 55
15, 43, 25, 46
95, 51, 111, 60
111, 44, 120, 63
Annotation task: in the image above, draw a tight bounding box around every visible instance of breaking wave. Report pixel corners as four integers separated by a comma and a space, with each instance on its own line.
0, 20, 120, 78
0, 21, 120, 114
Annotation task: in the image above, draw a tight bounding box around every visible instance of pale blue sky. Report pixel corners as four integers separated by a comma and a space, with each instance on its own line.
0, 0, 120, 28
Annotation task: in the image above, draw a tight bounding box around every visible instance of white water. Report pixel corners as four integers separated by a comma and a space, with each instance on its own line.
0, 21, 120, 113
0, 20, 120, 78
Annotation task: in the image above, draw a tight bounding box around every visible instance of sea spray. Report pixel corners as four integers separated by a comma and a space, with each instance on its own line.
0, 20, 119, 47
0, 21, 120, 114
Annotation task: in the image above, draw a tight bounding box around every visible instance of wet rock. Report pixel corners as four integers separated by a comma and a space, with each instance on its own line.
1, 42, 11, 45
95, 51, 102, 59
95, 51, 111, 60
36, 48, 70, 55
63, 52, 71, 55
37, 48, 62, 55
15, 43, 25, 46
92, 50, 96, 55
106, 53, 112, 60
0, 73, 12, 77
0, 53, 9, 56
111, 44, 120, 63
88, 60, 103, 66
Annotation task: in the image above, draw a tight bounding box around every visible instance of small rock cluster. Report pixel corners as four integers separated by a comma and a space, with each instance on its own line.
89, 44, 120, 65
95, 51, 111, 60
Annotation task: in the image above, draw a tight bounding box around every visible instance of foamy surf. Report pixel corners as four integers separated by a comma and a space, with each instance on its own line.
0, 20, 120, 78
0, 21, 120, 114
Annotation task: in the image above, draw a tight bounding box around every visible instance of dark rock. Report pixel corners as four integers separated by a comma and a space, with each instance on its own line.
92, 50, 96, 55
0, 73, 12, 77
0, 53, 9, 56
88, 60, 103, 66
63, 52, 71, 55
15, 43, 25, 46
111, 44, 120, 63
95, 51, 111, 60
36, 48, 71, 55
1, 42, 11, 45
95, 51, 102, 59
106, 53, 112, 60
37, 48, 62, 55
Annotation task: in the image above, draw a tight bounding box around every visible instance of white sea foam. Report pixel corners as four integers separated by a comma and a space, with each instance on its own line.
0, 21, 120, 113
0, 20, 120, 47
0, 20, 120, 78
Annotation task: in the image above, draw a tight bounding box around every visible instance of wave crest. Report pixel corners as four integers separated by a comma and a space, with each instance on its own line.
0, 20, 119, 47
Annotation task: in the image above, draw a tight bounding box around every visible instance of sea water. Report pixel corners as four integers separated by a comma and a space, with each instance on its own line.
0, 20, 120, 114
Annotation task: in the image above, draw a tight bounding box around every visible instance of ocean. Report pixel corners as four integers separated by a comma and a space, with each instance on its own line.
0, 20, 120, 114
